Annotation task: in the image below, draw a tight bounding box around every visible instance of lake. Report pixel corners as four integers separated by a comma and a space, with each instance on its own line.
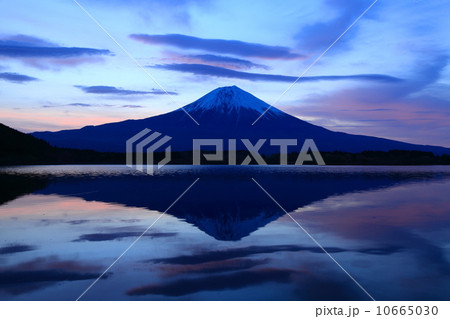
0, 165, 449, 300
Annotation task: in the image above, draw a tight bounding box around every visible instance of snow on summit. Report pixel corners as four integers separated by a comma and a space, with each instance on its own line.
183, 86, 283, 115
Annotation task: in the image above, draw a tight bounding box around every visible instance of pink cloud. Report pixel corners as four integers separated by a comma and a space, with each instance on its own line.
284, 86, 450, 147
13, 56, 106, 70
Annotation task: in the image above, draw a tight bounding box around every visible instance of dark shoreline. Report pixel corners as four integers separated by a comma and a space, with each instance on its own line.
2, 123, 449, 166
2, 149, 450, 166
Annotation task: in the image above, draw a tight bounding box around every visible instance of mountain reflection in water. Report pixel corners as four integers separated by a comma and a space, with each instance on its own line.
0, 165, 449, 300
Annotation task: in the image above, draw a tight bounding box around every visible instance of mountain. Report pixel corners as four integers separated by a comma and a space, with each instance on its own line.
30, 166, 429, 240
31, 86, 450, 155
0, 123, 53, 164
0, 123, 124, 165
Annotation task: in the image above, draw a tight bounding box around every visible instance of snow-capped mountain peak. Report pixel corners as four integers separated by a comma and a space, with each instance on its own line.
183, 86, 283, 116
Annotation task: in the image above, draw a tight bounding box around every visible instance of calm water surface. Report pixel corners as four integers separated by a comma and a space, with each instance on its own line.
0, 165, 449, 300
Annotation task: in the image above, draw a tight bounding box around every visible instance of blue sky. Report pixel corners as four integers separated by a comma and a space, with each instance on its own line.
1, 0, 449, 147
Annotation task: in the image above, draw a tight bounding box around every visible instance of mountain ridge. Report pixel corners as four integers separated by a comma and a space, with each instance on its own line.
31, 86, 450, 155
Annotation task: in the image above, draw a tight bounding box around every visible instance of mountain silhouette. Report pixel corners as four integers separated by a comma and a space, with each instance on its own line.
0, 123, 53, 164
31, 86, 450, 154
0, 123, 68, 165
0, 123, 124, 165
26, 166, 448, 240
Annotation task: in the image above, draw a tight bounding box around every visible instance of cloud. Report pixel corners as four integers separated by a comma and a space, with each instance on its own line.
74, 231, 177, 242
287, 54, 450, 147
0, 256, 109, 296
0, 44, 111, 58
150, 245, 308, 265
1, 34, 55, 47
165, 52, 269, 70
67, 103, 92, 107
0, 72, 38, 83
148, 244, 398, 266
130, 262, 367, 299
127, 268, 295, 296
42, 103, 145, 108
75, 85, 177, 95
158, 258, 270, 276
152, 63, 402, 83
295, 0, 377, 51
0, 244, 36, 255
0, 34, 112, 69
121, 104, 144, 108
130, 33, 304, 60
66, 219, 91, 224
0, 270, 103, 286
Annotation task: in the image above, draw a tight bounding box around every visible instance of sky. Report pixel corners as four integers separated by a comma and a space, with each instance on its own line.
1, 0, 450, 147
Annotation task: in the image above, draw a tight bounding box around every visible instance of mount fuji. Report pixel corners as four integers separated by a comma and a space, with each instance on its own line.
32, 86, 450, 155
